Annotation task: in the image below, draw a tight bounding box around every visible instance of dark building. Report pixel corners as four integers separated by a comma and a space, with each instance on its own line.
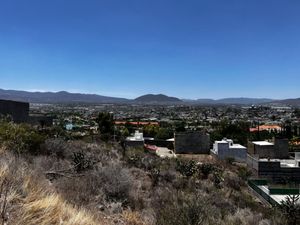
174, 131, 210, 154
247, 138, 289, 159
0, 99, 29, 123
29, 114, 54, 127
247, 154, 300, 183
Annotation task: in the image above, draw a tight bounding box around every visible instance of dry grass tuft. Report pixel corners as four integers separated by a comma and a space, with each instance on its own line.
0, 155, 103, 225
122, 210, 148, 225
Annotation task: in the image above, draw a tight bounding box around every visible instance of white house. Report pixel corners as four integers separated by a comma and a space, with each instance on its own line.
212, 138, 247, 162
125, 131, 144, 147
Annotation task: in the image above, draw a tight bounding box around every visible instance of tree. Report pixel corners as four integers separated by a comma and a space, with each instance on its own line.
143, 124, 159, 137
210, 120, 250, 146
280, 195, 300, 225
155, 128, 173, 140
174, 121, 186, 132
95, 112, 114, 135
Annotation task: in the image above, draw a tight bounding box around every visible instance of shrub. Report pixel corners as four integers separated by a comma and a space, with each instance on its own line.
72, 151, 93, 173
200, 163, 216, 179
42, 138, 67, 158
224, 172, 243, 191
175, 159, 197, 177
226, 157, 235, 165
155, 191, 214, 225
224, 208, 267, 225
238, 167, 252, 181
98, 163, 133, 201
0, 121, 46, 155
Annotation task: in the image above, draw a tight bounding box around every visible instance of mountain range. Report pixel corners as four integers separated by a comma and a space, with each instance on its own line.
0, 89, 299, 106
0, 89, 127, 104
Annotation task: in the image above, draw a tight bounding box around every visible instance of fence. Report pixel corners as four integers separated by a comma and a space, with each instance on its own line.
248, 179, 279, 206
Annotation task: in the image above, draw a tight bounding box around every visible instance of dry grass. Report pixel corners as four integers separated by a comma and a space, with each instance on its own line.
0, 153, 103, 225
177, 154, 216, 163
122, 211, 148, 225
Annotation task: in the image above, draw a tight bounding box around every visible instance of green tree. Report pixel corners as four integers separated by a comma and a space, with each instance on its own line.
280, 195, 300, 225
173, 121, 186, 132
155, 128, 173, 140
0, 120, 46, 155
143, 124, 159, 137
96, 112, 114, 135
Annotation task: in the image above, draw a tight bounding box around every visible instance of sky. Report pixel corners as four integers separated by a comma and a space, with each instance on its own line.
0, 0, 300, 100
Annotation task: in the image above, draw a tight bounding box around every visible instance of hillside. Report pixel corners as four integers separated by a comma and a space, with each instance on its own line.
274, 98, 300, 107
1, 88, 299, 106
0, 89, 129, 104
135, 94, 182, 103
0, 120, 288, 225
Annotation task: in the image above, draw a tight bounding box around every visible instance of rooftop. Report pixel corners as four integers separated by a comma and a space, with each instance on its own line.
252, 141, 274, 146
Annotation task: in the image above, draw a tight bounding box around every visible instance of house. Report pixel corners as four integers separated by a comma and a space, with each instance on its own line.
0, 99, 29, 123
247, 138, 289, 159
125, 130, 144, 147
247, 154, 300, 182
174, 131, 210, 154
211, 138, 247, 162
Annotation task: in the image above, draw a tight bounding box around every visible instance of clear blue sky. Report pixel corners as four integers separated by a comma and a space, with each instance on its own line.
0, 0, 299, 99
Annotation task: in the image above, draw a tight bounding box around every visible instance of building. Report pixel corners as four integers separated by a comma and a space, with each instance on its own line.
0, 99, 29, 123
248, 138, 289, 159
174, 131, 210, 154
29, 114, 54, 127
115, 121, 159, 126
250, 125, 282, 133
211, 138, 247, 162
125, 130, 144, 147
247, 153, 300, 182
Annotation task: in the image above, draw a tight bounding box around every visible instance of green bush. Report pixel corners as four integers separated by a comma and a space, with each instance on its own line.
175, 159, 198, 177
0, 121, 46, 155
237, 167, 252, 181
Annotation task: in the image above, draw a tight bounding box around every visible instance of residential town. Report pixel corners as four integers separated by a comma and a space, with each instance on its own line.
1, 98, 300, 225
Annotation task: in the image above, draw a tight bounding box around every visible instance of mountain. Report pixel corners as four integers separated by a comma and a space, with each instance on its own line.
216, 98, 274, 105
135, 94, 182, 103
192, 98, 274, 105
273, 98, 300, 107
0, 89, 129, 104
1, 88, 298, 106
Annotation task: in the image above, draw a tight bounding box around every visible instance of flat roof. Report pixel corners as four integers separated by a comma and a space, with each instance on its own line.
230, 144, 247, 149
252, 141, 274, 146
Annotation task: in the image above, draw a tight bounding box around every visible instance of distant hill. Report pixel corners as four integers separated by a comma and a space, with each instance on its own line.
192, 98, 274, 105
0, 89, 129, 104
1, 88, 298, 106
273, 98, 300, 107
135, 94, 182, 103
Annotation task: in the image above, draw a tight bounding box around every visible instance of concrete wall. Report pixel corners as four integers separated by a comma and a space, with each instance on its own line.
0, 99, 29, 123
274, 138, 289, 159
248, 139, 289, 159
258, 162, 300, 183
218, 147, 247, 162
247, 154, 259, 171
247, 155, 300, 182
174, 131, 210, 154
